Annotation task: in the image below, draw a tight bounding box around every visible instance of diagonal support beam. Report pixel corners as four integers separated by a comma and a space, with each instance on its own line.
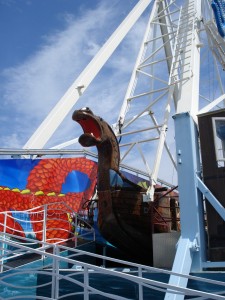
196, 176, 225, 221
164, 238, 193, 300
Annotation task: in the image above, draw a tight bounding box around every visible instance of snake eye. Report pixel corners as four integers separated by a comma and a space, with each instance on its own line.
80, 107, 94, 115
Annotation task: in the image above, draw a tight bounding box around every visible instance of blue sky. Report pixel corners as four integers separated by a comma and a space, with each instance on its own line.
0, 0, 149, 149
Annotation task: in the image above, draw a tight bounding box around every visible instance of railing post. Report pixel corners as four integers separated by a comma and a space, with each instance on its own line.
42, 205, 47, 261
75, 213, 78, 248
0, 212, 7, 272
43, 204, 47, 244
0, 239, 3, 273
74, 212, 78, 248
138, 266, 143, 300
83, 265, 89, 300
51, 245, 60, 299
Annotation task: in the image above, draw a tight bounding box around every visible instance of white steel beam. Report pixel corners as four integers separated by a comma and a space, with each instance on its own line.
198, 94, 225, 115
116, 0, 159, 130
147, 1, 182, 198
176, 0, 202, 117
24, 0, 152, 149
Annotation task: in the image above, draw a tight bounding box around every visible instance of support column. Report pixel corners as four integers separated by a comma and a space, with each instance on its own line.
165, 112, 206, 300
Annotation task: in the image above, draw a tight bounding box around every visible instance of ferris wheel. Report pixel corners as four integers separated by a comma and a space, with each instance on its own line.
22, 0, 225, 287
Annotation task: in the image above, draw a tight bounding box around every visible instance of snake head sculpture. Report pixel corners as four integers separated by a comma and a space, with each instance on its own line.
72, 107, 145, 192
72, 107, 120, 172
72, 107, 103, 148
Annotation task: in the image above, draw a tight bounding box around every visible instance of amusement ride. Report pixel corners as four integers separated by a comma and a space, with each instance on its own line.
2, 0, 225, 299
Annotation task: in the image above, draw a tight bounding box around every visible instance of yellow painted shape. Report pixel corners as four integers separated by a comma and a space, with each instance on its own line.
34, 191, 44, 196
21, 189, 31, 194
47, 192, 56, 196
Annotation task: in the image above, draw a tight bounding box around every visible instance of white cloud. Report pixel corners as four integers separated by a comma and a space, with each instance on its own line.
2, 3, 112, 110
2, 133, 22, 149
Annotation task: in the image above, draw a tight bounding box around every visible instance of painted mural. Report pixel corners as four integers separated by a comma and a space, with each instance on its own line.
0, 157, 97, 242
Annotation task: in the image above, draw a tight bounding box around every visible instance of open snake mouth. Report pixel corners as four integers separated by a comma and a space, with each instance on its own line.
72, 108, 102, 147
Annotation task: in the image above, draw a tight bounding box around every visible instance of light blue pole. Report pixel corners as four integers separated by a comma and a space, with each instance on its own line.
165, 112, 206, 300
174, 113, 206, 270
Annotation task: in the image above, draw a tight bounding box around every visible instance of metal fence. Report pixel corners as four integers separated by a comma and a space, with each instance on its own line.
0, 232, 225, 299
